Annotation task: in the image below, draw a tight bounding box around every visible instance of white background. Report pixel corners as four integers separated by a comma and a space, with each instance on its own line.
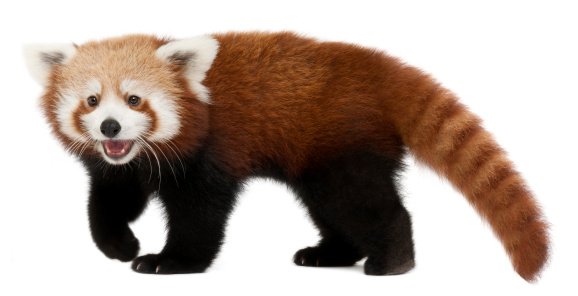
1, 0, 576, 295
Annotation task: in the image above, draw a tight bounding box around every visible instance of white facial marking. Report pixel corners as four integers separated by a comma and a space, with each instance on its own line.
55, 79, 102, 142
57, 77, 181, 165
120, 79, 181, 142
86, 79, 102, 95
82, 90, 150, 165
156, 35, 219, 104
56, 91, 84, 141
81, 92, 150, 141
56, 79, 103, 142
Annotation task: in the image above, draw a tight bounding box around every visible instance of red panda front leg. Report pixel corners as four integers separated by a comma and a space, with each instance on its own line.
85, 161, 150, 262
131, 154, 241, 274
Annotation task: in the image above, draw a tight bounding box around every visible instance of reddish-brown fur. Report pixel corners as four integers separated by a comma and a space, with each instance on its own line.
41, 32, 549, 281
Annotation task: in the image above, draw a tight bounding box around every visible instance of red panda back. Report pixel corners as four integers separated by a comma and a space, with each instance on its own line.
205, 32, 404, 177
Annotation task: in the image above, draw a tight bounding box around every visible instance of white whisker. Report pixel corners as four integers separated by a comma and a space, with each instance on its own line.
65, 132, 90, 157
136, 139, 154, 183
149, 140, 179, 187
137, 136, 162, 192
163, 139, 186, 177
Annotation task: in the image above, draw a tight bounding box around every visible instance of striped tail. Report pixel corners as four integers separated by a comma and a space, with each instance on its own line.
390, 71, 550, 282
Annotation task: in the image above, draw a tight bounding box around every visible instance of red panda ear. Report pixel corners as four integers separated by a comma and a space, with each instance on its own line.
156, 36, 219, 103
23, 43, 76, 86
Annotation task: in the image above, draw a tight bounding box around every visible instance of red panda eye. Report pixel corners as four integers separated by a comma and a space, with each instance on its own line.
87, 96, 98, 107
128, 95, 141, 106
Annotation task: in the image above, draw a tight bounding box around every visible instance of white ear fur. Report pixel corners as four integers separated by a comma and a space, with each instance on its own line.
156, 36, 219, 103
23, 43, 77, 85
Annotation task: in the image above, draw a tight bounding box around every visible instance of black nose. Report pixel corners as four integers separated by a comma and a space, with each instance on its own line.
100, 119, 121, 138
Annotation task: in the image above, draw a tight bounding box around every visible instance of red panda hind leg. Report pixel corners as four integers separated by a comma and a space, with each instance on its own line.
290, 150, 415, 275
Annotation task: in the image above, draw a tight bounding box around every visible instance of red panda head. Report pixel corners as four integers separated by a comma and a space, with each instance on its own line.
24, 35, 216, 165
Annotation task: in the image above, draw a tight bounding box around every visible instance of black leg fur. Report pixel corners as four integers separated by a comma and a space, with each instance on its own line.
84, 160, 150, 262
290, 151, 415, 275
293, 237, 364, 267
292, 204, 364, 267
130, 151, 241, 274
83, 148, 412, 275
83, 149, 241, 274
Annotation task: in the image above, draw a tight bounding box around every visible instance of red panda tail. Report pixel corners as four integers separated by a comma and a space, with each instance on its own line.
389, 71, 550, 282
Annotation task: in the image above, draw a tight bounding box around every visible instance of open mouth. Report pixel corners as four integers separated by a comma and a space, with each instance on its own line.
102, 139, 133, 159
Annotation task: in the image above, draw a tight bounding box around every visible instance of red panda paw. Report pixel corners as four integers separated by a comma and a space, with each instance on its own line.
131, 254, 210, 274
293, 244, 363, 267
96, 227, 140, 262
364, 256, 415, 276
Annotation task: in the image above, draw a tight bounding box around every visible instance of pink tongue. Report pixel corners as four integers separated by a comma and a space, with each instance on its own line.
104, 140, 128, 153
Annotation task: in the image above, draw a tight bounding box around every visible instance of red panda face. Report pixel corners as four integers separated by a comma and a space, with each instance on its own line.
24, 35, 217, 165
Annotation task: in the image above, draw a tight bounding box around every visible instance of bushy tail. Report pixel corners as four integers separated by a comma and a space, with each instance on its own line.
389, 70, 550, 282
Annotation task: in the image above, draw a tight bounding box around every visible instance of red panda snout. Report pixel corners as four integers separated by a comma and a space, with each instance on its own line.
100, 119, 121, 138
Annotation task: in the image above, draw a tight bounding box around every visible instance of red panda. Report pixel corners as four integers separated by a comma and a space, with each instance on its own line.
23, 32, 549, 281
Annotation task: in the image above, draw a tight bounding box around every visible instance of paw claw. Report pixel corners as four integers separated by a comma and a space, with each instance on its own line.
131, 254, 209, 274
